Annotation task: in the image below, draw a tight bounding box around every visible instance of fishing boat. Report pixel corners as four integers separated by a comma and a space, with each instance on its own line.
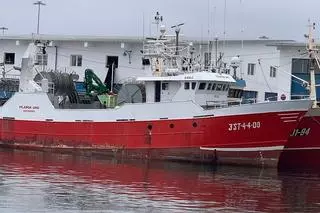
278, 22, 320, 170
0, 25, 311, 167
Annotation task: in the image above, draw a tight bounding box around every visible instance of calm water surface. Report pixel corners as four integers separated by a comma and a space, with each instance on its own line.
0, 149, 319, 213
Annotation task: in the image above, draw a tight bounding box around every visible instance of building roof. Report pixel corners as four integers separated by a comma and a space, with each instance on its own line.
267, 41, 308, 47
0, 34, 295, 44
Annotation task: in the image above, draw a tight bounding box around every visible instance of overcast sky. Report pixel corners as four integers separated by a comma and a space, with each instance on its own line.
0, 0, 319, 41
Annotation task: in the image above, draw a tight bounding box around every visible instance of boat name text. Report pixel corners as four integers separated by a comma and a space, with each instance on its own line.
184, 76, 193, 79
19, 105, 40, 112
290, 128, 310, 137
228, 121, 261, 131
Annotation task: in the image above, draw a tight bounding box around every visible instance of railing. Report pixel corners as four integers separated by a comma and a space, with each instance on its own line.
205, 98, 259, 109
0, 74, 20, 80
290, 95, 310, 100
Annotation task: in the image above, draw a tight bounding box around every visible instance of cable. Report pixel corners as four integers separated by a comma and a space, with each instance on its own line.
258, 59, 273, 92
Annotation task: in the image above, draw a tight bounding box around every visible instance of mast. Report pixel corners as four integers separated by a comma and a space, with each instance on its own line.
307, 21, 317, 108
171, 23, 184, 55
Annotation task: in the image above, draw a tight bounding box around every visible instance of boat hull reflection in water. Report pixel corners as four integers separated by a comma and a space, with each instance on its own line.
0, 149, 319, 212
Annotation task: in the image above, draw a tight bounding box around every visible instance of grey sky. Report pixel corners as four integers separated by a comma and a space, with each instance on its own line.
0, 0, 319, 41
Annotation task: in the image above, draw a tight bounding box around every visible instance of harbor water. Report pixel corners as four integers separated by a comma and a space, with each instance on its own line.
0, 148, 319, 213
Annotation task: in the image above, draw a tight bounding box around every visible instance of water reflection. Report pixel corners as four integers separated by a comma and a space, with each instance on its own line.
0, 149, 319, 212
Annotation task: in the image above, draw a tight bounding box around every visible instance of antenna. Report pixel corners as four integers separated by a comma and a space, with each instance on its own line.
0, 27, 8, 36
240, 0, 244, 49
239, 0, 244, 78
171, 23, 185, 55
33, 1, 46, 34
210, 6, 216, 70
223, 0, 227, 52
207, 0, 212, 70
154, 11, 163, 36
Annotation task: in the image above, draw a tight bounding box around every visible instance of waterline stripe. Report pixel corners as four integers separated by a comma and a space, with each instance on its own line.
283, 147, 320, 151
200, 146, 284, 152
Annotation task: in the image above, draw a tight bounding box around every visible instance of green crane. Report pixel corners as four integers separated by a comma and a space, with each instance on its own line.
84, 68, 117, 108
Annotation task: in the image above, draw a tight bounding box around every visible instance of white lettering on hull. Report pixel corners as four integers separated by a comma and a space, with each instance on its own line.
228, 122, 261, 131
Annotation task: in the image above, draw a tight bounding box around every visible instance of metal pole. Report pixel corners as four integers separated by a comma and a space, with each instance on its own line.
215, 37, 218, 66
111, 62, 114, 93
171, 23, 184, 55
307, 21, 317, 108
54, 46, 58, 71
175, 29, 179, 55
34, 1, 46, 34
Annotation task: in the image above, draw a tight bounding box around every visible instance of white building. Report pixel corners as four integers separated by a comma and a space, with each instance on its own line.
0, 34, 294, 102
271, 42, 320, 101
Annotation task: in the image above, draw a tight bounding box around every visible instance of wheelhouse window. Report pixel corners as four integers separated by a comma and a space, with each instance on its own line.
228, 89, 235, 97
247, 63, 255, 75
265, 92, 277, 101
216, 84, 222, 91
199, 83, 206, 90
222, 84, 226, 91
162, 82, 169, 90
211, 83, 216, 90
207, 83, 212, 90
184, 82, 190, 90
4, 53, 15, 64
191, 82, 196, 90
71, 55, 82, 67
242, 90, 258, 104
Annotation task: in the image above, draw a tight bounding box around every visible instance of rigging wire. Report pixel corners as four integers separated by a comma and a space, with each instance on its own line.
258, 58, 273, 92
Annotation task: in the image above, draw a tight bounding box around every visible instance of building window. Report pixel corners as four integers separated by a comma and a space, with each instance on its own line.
71, 55, 82, 67
36, 53, 48, 65
4, 53, 15, 64
247, 63, 255, 75
270, 66, 276, 78
184, 82, 190, 90
106, 56, 119, 68
265, 92, 277, 101
291, 58, 320, 73
199, 83, 206, 90
204, 52, 212, 69
162, 82, 169, 90
191, 82, 196, 90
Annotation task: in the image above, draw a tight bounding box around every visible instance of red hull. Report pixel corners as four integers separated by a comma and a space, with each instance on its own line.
279, 109, 320, 170
0, 110, 306, 166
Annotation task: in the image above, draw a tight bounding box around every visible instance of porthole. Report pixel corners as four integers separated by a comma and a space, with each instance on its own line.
169, 123, 175, 128
192, 122, 198, 128
147, 124, 153, 130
